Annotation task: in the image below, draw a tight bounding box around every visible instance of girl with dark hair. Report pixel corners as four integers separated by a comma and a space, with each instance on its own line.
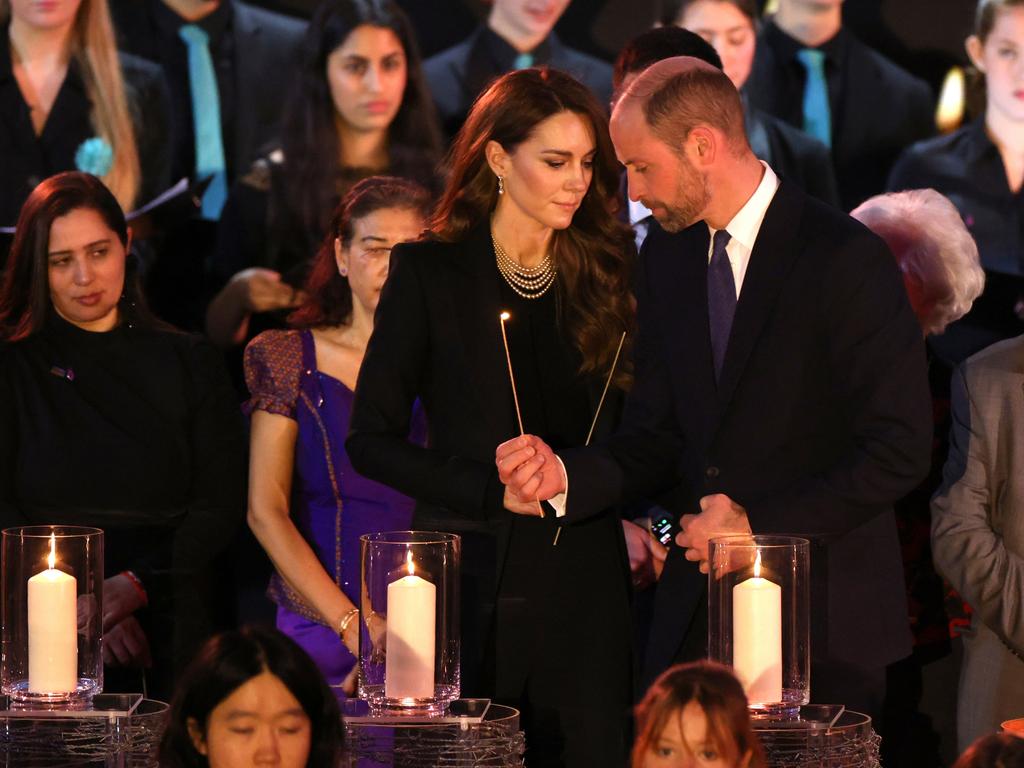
347, 67, 636, 766
244, 176, 429, 695
158, 625, 343, 768
206, 0, 442, 355
0, 172, 246, 700
632, 662, 766, 768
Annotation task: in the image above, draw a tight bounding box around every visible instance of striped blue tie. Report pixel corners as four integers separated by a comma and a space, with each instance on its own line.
796, 48, 832, 148
178, 24, 227, 220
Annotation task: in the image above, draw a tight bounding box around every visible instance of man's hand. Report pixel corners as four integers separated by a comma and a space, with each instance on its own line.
103, 616, 152, 668
676, 494, 752, 573
623, 519, 667, 590
495, 435, 566, 503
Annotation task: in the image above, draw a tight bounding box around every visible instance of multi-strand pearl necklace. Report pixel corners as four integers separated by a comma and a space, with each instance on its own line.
492, 233, 556, 299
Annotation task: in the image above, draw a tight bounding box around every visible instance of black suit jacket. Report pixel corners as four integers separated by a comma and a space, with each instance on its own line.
561, 180, 932, 685
424, 27, 613, 139
346, 225, 631, 701
746, 22, 934, 210
108, 0, 304, 180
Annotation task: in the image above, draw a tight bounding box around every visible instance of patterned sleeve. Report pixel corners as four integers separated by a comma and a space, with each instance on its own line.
243, 330, 303, 419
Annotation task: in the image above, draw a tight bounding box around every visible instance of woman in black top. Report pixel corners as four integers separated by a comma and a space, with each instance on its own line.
206, 0, 441, 358
347, 68, 635, 767
888, 0, 1024, 362
0, 173, 246, 700
0, 0, 170, 231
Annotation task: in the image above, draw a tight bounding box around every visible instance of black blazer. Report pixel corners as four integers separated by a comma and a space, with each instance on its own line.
424, 27, 613, 139
346, 225, 632, 704
561, 180, 933, 683
0, 38, 171, 228
746, 22, 934, 210
109, 0, 304, 181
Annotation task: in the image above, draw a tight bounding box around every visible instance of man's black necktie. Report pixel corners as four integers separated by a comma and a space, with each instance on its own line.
707, 229, 735, 382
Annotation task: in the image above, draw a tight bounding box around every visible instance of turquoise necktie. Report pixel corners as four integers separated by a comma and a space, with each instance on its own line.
512, 52, 534, 70
796, 48, 832, 148
178, 24, 227, 220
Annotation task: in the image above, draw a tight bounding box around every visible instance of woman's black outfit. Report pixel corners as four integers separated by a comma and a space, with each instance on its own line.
0, 312, 246, 699
0, 33, 172, 230
347, 224, 632, 767
889, 117, 1024, 363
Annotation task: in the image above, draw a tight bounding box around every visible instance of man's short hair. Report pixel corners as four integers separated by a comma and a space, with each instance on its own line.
618, 56, 747, 154
613, 27, 723, 89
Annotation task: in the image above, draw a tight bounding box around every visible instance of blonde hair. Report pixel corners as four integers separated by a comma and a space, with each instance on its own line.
2, 0, 142, 210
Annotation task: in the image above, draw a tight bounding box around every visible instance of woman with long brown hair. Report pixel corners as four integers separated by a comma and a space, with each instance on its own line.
347, 67, 635, 767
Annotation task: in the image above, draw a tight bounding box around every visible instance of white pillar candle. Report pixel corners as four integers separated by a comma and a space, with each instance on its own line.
28, 534, 78, 694
732, 551, 782, 705
385, 552, 436, 700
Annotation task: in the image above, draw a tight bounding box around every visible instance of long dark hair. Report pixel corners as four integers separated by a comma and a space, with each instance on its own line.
280, 0, 441, 241
0, 172, 158, 342
158, 625, 342, 768
289, 175, 430, 329
632, 661, 767, 768
432, 68, 635, 388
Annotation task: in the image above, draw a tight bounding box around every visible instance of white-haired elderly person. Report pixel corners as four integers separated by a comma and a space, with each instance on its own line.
852, 188, 985, 763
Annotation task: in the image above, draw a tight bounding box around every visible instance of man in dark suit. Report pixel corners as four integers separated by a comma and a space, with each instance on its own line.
424, 0, 613, 139
744, 0, 933, 210
109, 0, 304, 196
498, 56, 932, 717
612, 25, 839, 244
108, 0, 304, 329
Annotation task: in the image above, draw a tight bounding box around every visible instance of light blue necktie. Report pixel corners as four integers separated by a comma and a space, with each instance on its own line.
796, 48, 832, 148
512, 52, 534, 70
707, 229, 735, 382
178, 24, 227, 220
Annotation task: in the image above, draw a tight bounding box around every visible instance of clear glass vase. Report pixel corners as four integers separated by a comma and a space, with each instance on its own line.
1, 526, 104, 706
358, 531, 460, 715
708, 534, 810, 718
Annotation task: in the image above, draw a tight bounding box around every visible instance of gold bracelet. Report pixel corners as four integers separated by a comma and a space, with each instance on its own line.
338, 607, 360, 639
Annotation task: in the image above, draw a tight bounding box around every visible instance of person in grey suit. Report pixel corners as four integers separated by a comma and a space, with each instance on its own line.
932, 334, 1024, 751
423, 0, 613, 139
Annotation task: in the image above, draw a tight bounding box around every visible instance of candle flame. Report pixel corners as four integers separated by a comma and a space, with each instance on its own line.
47, 533, 56, 570
500, 311, 510, 321
407, 550, 415, 576
753, 550, 761, 579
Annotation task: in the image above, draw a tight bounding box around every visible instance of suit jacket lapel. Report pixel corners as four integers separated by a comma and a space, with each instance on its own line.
716, 181, 804, 409
231, 5, 261, 176
450, 225, 518, 444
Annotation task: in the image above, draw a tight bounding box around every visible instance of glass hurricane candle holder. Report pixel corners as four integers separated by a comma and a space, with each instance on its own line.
1, 526, 104, 706
708, 535, 809, 718
359, 531, 460, 716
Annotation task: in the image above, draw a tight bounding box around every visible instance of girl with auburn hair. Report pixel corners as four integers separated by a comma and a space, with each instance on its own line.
348, 67, 636, 766
245, 176, 429, 695
632, 662, 767, 768
0, 0, 169, 226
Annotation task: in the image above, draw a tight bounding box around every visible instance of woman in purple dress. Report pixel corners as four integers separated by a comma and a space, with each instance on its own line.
244, 176, 429, 696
